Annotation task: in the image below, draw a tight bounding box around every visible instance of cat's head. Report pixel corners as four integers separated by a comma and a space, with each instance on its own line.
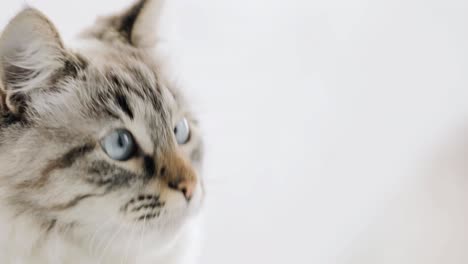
0, 0, 203, 256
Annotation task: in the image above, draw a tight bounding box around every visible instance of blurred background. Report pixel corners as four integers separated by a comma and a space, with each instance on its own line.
2, 0, 468, 263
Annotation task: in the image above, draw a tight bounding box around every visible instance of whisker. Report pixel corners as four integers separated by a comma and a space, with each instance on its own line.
137, 213, 148, 260
121, 222, 138, 264
97, 220, 126, 264
87, 215, 115, 257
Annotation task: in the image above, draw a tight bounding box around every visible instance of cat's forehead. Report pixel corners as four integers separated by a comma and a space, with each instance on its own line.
79, 43, 157, 85
76, 43, 177, 115
42, 44, 180, 145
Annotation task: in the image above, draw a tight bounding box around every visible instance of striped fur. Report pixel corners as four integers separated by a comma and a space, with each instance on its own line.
0, 1, 204, 264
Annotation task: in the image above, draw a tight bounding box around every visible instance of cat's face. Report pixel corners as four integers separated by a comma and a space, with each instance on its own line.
0, 0, 203, 256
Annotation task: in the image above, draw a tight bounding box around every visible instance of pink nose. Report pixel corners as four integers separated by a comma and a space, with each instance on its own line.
158, 152, 197, 202
168, 179, 195, 201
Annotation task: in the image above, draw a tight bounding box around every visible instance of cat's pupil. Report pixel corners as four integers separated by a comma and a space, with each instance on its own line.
117, 134, 125, 148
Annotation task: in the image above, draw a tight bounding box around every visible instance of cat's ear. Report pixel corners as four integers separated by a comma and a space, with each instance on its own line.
0, 8, 66, 114
82, 0, 165, 48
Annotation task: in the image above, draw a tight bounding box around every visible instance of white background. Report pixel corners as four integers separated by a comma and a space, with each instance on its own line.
2, 0, 468, 263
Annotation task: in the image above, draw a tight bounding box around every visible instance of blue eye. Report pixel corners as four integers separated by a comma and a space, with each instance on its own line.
174, 118, 190, 145
102, 129, 136, 161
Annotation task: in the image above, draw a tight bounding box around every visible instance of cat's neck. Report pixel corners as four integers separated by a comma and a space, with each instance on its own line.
0, 205, 200, 264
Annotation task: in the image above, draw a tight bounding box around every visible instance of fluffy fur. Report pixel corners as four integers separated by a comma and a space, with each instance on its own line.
0, 1, 204, 263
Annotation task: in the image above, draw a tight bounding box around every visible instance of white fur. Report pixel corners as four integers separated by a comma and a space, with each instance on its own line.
0, 205, 202, 264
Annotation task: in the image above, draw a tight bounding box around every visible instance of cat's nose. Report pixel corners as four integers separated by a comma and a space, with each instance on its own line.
167, 178, 195, 201
159, 152, 197, 201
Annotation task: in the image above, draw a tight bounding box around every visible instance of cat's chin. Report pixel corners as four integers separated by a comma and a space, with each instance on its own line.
135, 192, 202, 255
75, 208, 200, 262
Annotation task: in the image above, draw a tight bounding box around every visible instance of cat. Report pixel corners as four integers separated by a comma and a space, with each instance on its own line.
0, 0, 204, 263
